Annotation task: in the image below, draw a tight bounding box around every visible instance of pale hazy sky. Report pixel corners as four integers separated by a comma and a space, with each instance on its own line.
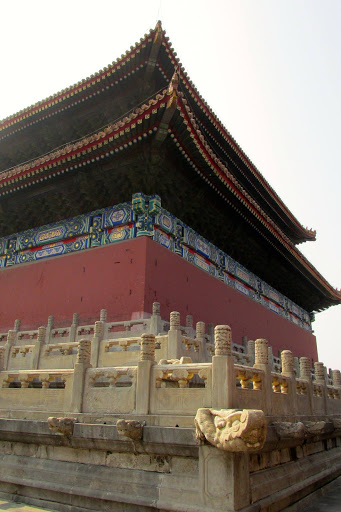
0, 0, 340, 369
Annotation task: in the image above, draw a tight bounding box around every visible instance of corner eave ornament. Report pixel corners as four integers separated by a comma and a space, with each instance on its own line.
195, 408, 267, 452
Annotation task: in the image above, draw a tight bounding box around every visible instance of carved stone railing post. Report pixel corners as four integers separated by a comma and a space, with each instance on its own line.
99, 308, 107, 337
14, 319, 21, 332
46, 315, 54, 344
254, 339, 268, 366
254, 339, 272, 414
70, 339, 92, 413
314, 362, 325, 383
299, 357, 313, 414
170, 311, 180, 331
4, 330, 16, 370
150, 302, 162, 336
206, 323, 213, 344
247, 340, 255, 366
100, 309, 107, 322
167, 311, 182, 359
196, 321, 205, 341
212, 325, 234, 408
268, 346, 274, 371
314, 361, 328, 414
300, 357, 312, 380
136, 333, 155, 414
196, 321, 206, 361
332, 370, 341, 387
70, 313, 79, 343
281, 350, 294, 377
31, 326, 46, 370
90, 321, 104, 368
293, 357, 300, 376
0, 347, 5, 371
281, 350, 297, 414
185, 314, 195, 338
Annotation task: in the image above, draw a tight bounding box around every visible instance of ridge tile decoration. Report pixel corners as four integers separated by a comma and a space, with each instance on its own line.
0, 193, 311, 331
0, 20, 315, 244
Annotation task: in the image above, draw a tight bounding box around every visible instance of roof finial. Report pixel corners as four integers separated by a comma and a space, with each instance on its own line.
154, 20, 163, 45
168, 70, 179, 95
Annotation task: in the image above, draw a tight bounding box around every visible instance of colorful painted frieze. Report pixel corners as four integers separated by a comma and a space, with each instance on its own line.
102, 203, 132, 229
235, 280, 251, 298
182, 226, 197, 251
132, 192, 161, 237
174, 223, 184, 257
103, 226, 133, 245
0, 237, 9, 256
154, 210, 177, 235
90, 214, 103, 248
268, 301, 282, 315
15, 236, 90, 264
16, 214, 92, 251
0, 192, 312, 332
153, 229, 174, 251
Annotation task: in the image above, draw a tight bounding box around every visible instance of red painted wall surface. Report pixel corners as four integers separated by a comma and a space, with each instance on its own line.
0, 238, 148, 330
0, 236, 318, 360
143, 238, 318, 361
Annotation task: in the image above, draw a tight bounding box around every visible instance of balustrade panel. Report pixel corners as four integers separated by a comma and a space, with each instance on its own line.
82, 367, 137, 413
0, 370, 73, 412
149, 364, 212, 415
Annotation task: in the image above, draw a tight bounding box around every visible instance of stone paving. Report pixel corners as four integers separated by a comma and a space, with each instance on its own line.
283, 476, 341, 512
0, 500, 56, 512
303, 478, 341, 511
0, 478, 341, 512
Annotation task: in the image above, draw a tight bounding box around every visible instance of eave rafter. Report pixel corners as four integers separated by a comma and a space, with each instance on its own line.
144, 20, 163, 78
0, 21, 315, 244
159, 27, 316, 243
0, 92, 168, 193
0, 30, 157, 141
165, 89, 340, 306
0, 83, 339, 307
0, 24, 338, 309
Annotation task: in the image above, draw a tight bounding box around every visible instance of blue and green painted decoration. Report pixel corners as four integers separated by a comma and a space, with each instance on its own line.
0, 192, 312, 331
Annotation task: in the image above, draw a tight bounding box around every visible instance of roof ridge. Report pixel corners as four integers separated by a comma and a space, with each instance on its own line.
160, 28, 316, 242
0, 25, 158, 131
0, 89, 167, 182
0, 81, 339, 304
174, 92, 339, 301
0, 21, 315, 243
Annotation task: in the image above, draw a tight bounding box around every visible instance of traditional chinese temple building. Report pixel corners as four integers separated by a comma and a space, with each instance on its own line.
0, 21, 339, 362
0, 22, 341, 512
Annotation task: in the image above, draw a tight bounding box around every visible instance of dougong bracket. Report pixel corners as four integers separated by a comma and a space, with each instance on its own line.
132, 192, 161, 237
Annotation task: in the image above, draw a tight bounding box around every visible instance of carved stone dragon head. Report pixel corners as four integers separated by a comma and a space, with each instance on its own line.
195, 408, 267, 452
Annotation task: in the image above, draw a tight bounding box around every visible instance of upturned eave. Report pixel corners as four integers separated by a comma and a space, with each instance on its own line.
0, 87, 339, 311
0, 22, 316, 245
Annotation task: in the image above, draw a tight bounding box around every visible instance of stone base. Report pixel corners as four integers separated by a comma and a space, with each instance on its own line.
0, 419, 340, 512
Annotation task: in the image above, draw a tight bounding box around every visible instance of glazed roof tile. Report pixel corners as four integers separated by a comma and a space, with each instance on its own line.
0, 22, 315, 244
0, 84, 339, 306
159, 31, 316, 243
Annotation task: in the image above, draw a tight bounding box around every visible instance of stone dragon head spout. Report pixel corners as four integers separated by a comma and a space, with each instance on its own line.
195, 408, 267, 452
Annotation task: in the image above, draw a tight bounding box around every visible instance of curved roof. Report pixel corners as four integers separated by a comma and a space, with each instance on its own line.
0, 22, 339, 312
0, 81, 339, 310
0, 22, 315, 244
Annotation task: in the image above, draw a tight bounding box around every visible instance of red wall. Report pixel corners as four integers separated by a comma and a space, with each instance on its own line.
143, 238, 318, 361
0, 236, 318, 360
0, 239, 148, 330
